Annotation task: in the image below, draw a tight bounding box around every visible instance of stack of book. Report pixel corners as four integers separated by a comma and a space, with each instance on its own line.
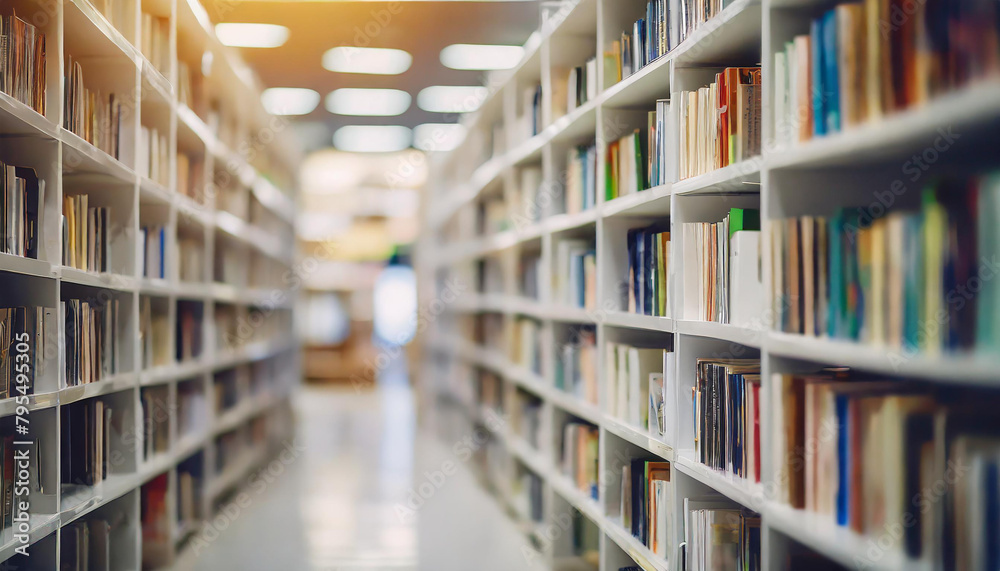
604, 0, 675, 84
1, 163, 43, 259
770, 175, 1000, 353
140, 12, 170, 73
606, 129, 647, 200
565, 142, 597, 214
556, 239, 596, 309
627, 223, 670, 317
772, 0, 1000, 148
693, 358, 761, 482
556, 327, 597, 405
680, 207, 761, 324
141, 474, 171, 568
772, 369, 1000, 565
141, 224, 166, 279
61, 399, 114, 486
64, 57, 125, 159
0, 306, 48, 396
685, 503, 761, 571
561, 421, 599, 500
0, 12, 46, 115
62, 195, 111, 273
605, 343, 672, 435
63, 297, 121, 385
679, 68, 762, 179
141, 389, 169, 460
139, 297, 169, 369
139, 126, 170, 186
510, 317, 542, 374
620, 458, 672, 558
177, 301, 203, 362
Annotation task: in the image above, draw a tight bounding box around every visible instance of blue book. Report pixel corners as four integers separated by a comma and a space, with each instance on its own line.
827, 211, 843, 338
835, 393, 849, 526
158, 227, 165, 279
627, 229, 639, 311
810, 17, 825, 137
903, 215, 922, 350
643, 230, 654, 315
822, 9, 840, 133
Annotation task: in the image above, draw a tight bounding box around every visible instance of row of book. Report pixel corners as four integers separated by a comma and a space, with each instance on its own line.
772, 369, 1000, 567
556, 239, 596, 309
647, 99, 676, 188
510, 317, 542, 375
64, 298, 121, 386
1, 163, 42, 259
556, 328, 597, 406
678, 67, 761, 180
565, 142, 597, 214
518, 254, 541, 300
140, 12, 171, 75
177, 459, 204, 533
178, 237, 204, 283
521, 84, 543, 140
561, 421, 599, 500
605, 343, 672, 437
61, 399, 114, 487
619, 458, 672, 558
61, 514, 116, 571
605, 0, 676, 85
563, 58, 598, 114
693, 358, 761, 482
64, 57, 126, 160
140, 388, 169, 460
0, 306, 47, 397
62, 194, 111, 273
139, 297, 169, 369
680, 207, 761, 324
772, 0, 1000, 148
138, 125, 170, 187
141, 224, 166, 279
0, 12, 46, 115
627, 223, 670, 317
0, 431, 41, 531
178, 301, 203, 362
176, 152, 204, 202
142, 473, 170, 568
606, 129, 647, 200
771, 175, 999, 352
685, 503, 761, 571
513, 469, 544, 524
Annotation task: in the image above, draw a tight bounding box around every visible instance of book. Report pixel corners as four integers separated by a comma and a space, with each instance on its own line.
678, 68, 761, 179
0, 11, 46, 115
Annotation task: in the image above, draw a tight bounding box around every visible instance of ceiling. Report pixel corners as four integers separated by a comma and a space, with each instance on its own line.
206, 0, 541, 152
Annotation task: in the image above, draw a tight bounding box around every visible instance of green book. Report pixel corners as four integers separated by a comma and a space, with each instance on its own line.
728, 208, 760, 240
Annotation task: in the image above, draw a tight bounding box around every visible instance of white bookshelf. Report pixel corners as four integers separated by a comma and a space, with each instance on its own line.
417, 0, 1000, 568
0, 0, 300, 568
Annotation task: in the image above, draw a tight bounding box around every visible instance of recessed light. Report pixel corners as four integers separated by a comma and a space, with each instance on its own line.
416, 86, 489, 113
215, 23, 289, 48
440, 44, 524, 70
261, 88, 320, 116
326, 88, 411, 117
413, 123, 467, 152
333, 125, 412, 153
322, 47, 412, 75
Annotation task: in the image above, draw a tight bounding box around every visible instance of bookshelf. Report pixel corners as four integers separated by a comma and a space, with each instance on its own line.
0, 0, 299, 568
418, 0, 1000, 569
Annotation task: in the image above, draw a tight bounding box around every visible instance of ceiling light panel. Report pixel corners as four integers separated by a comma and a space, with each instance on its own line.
333, 125, 412, 153
261, 88, 321, 116
322, 47, 412, 75
440, 44, 524, 70
326, 88, 411, 117
416, 86, 489, 113
215, 23, 289, 48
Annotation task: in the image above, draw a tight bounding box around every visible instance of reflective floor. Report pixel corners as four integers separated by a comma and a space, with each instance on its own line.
175, 361, 530, 571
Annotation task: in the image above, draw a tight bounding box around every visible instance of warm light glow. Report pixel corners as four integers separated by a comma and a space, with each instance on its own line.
215, 23, 289, 48
440, 44, 524, 70
325, 88, 411, 117
416, 86, 489, 113
322, 47, 412, 75
333, 125, 412, 153
413, 123, 467, 152
261, 88, 320, 116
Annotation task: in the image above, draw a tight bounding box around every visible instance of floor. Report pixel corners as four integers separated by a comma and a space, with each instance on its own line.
175, 360, 532, 571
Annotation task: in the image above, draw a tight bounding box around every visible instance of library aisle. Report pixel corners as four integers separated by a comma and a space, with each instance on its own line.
174, 358, 532, 571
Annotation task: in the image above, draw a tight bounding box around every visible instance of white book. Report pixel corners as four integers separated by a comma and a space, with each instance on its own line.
605, 342, 618, 416
774, 50, 788, 149
616, 344, 629, 420
729, 230, 763, 328
627, 347, 661, 428
682, 223, 700, 320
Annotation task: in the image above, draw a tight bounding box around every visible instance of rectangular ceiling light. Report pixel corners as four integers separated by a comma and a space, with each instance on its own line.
326, 88, 411, 116
323, 47, 412, 75
262, 88, 320, 116
416, 86, 489, 113
413, 123, 467, 152
215, 23, 289, 48
440, 44, 524, 70
333, 125, 412, 153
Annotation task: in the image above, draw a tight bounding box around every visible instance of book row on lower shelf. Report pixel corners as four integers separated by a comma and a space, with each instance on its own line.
64, 55, 127, 162
0, 11, 46, 116
627, 223, 670, 317
772, 0, 1000, 148
772, 173, 1000, 353
556, 239, 596, 310
605, 341, 673, 438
